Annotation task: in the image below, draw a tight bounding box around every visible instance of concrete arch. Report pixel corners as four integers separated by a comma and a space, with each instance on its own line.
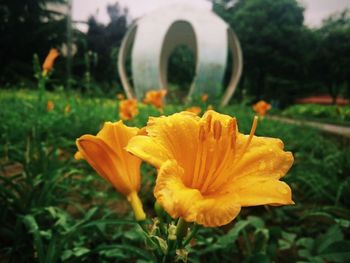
117, 4, 243, 105
159, 20, 197, 92
118, 23, 137, 99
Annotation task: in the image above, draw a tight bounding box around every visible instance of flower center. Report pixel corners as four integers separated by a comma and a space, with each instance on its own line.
190, 115, 258, 195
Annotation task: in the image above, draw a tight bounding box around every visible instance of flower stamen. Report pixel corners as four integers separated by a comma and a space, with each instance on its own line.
213, 120, 222, 140
192, 124, 206, 187
234, 116, 258, 166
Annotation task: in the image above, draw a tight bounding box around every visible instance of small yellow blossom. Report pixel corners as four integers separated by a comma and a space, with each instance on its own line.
253, 100, 271, 117
47, 100, 54, 111
42, 48, 59, 76
143, 89, 167, 109
185, 106, 202, 115
119, 99, 139, 120
75, 121, 146, 221
207, 104, 214, 111
127, 110, 294, 227
117, 93, 125, 100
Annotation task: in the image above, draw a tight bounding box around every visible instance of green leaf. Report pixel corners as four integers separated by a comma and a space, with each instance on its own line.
317, 225, 343, 253
253, 229, 269, 253
247, 216, 265, 229
296, 237, 314, 251
99, 248, 127, 259
124, 229, 144, 241
217, 220, 250, 247
320, 241, 350, 262
243, 253, 270, 263
61, 250, 73, 261
278, 231, 297, 250
72, 247, 90, 257
302, 212, 335, 224
95, 244, 154, 261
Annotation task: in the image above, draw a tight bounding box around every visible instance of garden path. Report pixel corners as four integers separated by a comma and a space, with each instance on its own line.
267, 116, 350, 138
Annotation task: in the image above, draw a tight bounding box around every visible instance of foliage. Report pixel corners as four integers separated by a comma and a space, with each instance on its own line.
1, 89, 350, 262
213, 1, 350, 105
0, 0, 67, 85
311, 9, 350, 101
213, 0, 306, 105
281, 104, 350, 125
85, 3, 128, 90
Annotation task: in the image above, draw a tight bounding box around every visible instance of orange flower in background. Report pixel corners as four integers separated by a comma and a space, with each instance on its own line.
119, 99, 139, 120
42, 48, 59, 76
117, 93, 125, 100
253, 100, 271, 116
143, 89, 167, 109
201, 93, 208, 102
75, 121, 146, 221
127, 110, 294, 227
47, 100, 54, 111
185, 106, 202, 115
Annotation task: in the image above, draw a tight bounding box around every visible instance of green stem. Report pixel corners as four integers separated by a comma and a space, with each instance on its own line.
183, 224, 199, 247
176, 218, 189, 248
242, 228, 252, 255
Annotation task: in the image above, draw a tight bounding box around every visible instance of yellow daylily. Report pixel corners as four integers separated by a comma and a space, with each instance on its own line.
126, 110, 294, 227
75, 121, 146, 221
143, 89, 167, 109
253, 100, 272, 117
119, 99, 139, 121
42, 48, 59, 76
201, 93, 208, 102
116, 93, 125, 100
47, 100, 54, 111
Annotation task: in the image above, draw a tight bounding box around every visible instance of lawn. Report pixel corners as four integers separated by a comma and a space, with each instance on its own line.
1, 89, 350, 262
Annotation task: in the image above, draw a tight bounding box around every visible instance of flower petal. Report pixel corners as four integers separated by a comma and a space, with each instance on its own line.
155, 160, 241, 227
76, 135, 140, 195
97, 121, 141, 185
126, 135, 173, 168
219, 135, 294, 206
146, 112, 200, 181
232, 176, 294, 206
229, 135, 294, 180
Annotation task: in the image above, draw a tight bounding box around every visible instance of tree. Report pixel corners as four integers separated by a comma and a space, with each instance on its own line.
0, 0, 67, 85
213, 0, 307, 106
312, 9, 350, 102
86, 3, 128, 89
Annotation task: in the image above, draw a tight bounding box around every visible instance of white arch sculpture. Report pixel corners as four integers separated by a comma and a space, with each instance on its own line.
118, 4, 243, 106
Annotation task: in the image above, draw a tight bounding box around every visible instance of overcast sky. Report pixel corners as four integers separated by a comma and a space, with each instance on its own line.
72, 0, 350, 31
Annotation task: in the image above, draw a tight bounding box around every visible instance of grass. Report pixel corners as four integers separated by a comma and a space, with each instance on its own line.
1, 89, 350, 262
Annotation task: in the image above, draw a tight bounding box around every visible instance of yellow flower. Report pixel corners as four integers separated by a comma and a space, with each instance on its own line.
201, 93, 208, 102
42, 48, 59, 76
185, 106, 202, 115
119, 99, 139, 120
47, 100, 54, 111
143, 89, 167, 109
126, 110, 293, 227
117, 93, 125, 100
207, 104, 214, 111
253, 100, 271, 117
75, 121, 146, 221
